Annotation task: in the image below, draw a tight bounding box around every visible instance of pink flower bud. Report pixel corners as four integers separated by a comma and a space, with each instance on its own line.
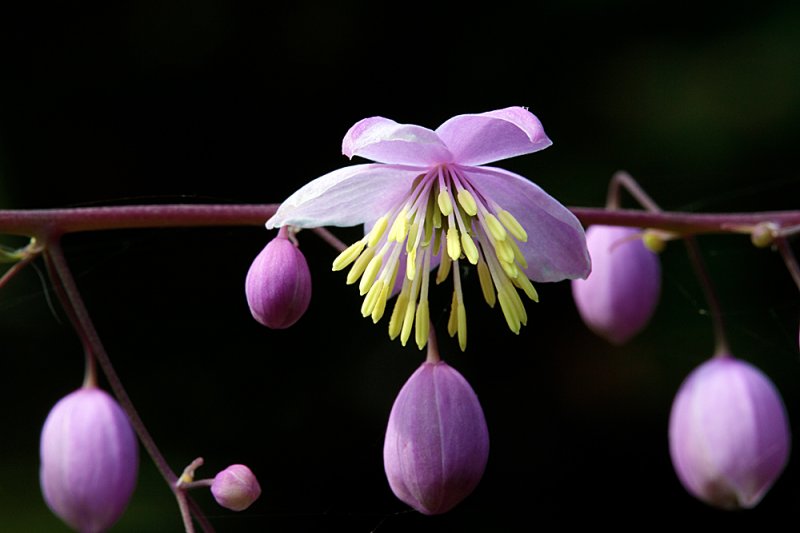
383, 361, 489, 515
245, 232, 312, 329
571, 225, 661, 344
211, 464, 261, 511
40, 388, 139, 533
669, 355, 791, 509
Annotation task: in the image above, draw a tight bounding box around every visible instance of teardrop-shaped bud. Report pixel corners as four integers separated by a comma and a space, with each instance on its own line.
571, 225, 661, 344
383, 361, 489, 515
40, 387, 139, 533
211, 464, 262, 511
669, 355, 791, 509
245, 232, 312, 329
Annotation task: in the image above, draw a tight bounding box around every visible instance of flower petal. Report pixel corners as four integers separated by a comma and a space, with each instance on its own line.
467, 166, 590, 282
266, 164, 422, 229
435, 107, 552, 166
342, 117, 453, 166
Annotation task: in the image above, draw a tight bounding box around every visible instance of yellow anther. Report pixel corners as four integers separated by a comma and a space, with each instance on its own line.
406, 221, 420, 253
506, 284, 527, 326
484, 213, 507, 242
435, 251, 452, 284
358, 254, 383, 295
497, 290, 521, 334
506, 237, 528, 269
332, 240, 366, 271
388, 208, 409, 242
457, 302, 467, 351
498, 209, 527, 242
750, 222, 778, 249
415, 299, 429, 350
477, 259, 496, 307
446, 227, 461, 261
513, 274, 539, 302
400, 295, 417, 346
360, 280, 384, 317
642, 229, 668, 253
432, 203, 442, 229
371, 281, 391, 323
494, 239, 515, 263
346, 247, 375, 284
406, 248, 417, 281
388, 291, 409, 340
456, 189, 478, 216
460, 232, 479, 264
367, 215, 389, 248
437, 189, 453, 216
447, 291, 458, 337
500, 259, 519, 279
422, 207, 434, 246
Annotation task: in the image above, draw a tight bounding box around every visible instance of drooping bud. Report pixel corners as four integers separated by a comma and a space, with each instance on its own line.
211, 464, 262, 511
669, 355, 791, 509
40, 387, 139, 533
245, 229, 312, 329
383, 361, 489, 515
571, 225, 661, 344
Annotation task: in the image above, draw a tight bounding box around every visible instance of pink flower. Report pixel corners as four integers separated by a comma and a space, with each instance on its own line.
571, 225, 661, 344
211, 464, 262, 511
267, 107, 590, 350
245, 228, 312, 329
383, 361, 489, 515
669, 355, 791, 509
40, 388, 139, 533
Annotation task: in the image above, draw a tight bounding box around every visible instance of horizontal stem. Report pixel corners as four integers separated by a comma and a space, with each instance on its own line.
0, 204, 797, 240
0, 204, 279, 238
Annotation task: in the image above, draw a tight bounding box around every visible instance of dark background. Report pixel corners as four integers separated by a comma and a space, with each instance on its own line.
1, 1, 799, 531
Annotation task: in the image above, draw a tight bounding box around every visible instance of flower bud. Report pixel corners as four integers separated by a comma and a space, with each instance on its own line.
571, 225, 661, 344
383, 361, 489, 515
40, 387, 139, 533
669, 355, 790, 509
211, 464, 261, 511
245, 232, 312, 329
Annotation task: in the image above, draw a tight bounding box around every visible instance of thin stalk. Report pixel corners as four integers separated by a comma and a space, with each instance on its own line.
776, 237, 800, 293
684, 238, 731, 357
44, 237, 215, 533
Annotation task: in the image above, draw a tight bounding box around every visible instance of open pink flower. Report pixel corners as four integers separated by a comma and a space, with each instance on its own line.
267, 107, 590, 350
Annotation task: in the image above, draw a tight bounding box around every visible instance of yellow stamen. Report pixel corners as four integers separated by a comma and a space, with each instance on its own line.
477, 259, 496, 307
457, 302, 467, 351
406, 247, 417, 281
497, 288, 521, 334
371, 281, 392, 323
500, 259, 519, 279
358, 253, 383, 295
456, 189, 478, 216
346, 247, 375, 285
437, 189, 453, 216
332, 239, 366, 271
505, 237, 528, 269
494, 239, 515, 264
387, 207, 409, 242
513, 274, 539, 302
436, 252, 452, 284
406, 221, 420, 253
447, 290, 458, 337
360, 280, 384, 317
367, 215, 389, 248
498, 209, 528, 242
460, 232, 479, 265
415, 299, 429, 350
446, 227, 461, 261
484, 213, 507, 242
388, 290, 409, 340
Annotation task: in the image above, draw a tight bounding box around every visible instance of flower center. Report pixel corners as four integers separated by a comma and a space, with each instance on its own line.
332, 164, 538, 350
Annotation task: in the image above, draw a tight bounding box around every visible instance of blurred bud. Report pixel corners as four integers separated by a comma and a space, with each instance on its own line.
383, 361, 489, 515
245, 231, 312, 329
669, 355, 790, 509
750, 222, 778, 248
571, 225, 661, 344
211, 464, 261, 511
40, 388, 139, 533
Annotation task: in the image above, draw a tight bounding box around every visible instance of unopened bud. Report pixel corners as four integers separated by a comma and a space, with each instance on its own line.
571, 225, 661, 344
669, 355, 790, 509
245, 232, 312, 329
40, 387, 139, 533
211, 464, 261, 511
383, 361, 489, 515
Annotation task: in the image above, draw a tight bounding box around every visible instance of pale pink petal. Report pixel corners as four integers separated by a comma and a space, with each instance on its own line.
266, 164, 422, 229
467, 166, 590, 282
435, 107, 552, 166
342, 117, 453, 165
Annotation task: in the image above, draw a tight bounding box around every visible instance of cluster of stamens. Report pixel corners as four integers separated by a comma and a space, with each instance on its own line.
332, 164, 538, 350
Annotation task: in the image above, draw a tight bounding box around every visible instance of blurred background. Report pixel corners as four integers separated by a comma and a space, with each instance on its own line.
1, 0, 799, 531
